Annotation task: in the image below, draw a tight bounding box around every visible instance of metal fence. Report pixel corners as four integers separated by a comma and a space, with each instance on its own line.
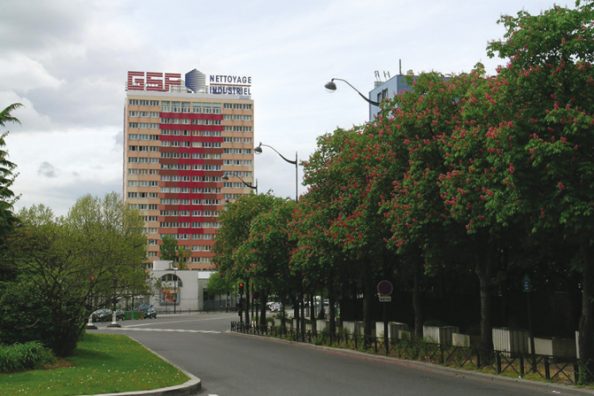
230, 322, 590, 385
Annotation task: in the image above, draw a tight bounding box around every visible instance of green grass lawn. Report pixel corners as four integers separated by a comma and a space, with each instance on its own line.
0, 333, 189, 396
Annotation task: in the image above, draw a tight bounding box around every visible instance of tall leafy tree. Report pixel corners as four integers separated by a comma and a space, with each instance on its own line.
213, 193, 277, 324
240, 197, 296, 326
383, 73, 471, 338
0, 194, 147, 356
0, 103, 21, 265
160, 234, 178, 261
294, 129, 361, 337
486, 0, 594, 375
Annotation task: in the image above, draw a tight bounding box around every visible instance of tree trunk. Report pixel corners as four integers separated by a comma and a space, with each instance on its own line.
309, 294, 316, 335
280, 296, 287, 335
412, 259, 423, 339
476, 253, 493, 365
329, 286, 336, 343
244, 281, 250, 326
363, 270, 373, 347
578, 247, 594, 382
318, 290, 326, 319
300, 291, 306, 340
292, 294, 299, 336
259, 293, 267, 327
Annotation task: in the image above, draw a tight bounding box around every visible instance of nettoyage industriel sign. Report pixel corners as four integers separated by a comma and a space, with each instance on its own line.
127, 70, 252, 96
208, 74, 252, 95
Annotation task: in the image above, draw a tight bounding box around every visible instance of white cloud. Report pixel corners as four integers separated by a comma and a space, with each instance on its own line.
6, 127, 122, 215
0, 55, 63, 92
0, 0, 568, 212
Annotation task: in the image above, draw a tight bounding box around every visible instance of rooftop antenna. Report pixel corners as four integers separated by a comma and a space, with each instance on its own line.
374, 70, 381, 81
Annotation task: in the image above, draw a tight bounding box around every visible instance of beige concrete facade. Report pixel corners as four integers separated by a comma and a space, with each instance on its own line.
124, 89, 254, 270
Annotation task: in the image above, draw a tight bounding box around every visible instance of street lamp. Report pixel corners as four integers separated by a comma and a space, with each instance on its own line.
223, 174, 258, 194
324, 78, 380, 106
254, 142, 298, 202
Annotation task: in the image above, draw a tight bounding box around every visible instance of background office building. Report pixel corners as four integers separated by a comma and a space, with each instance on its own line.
123, 69, 254, 270
368, 71, 414, 120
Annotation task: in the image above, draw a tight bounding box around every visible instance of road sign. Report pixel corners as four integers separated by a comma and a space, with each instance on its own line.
378, 295, 392, 303
377, 280, 394, 295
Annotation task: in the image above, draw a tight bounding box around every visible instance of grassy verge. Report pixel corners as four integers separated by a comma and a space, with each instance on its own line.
0, 333, 189, 396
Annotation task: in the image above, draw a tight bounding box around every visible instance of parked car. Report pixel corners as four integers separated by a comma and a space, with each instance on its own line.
136, 304, 157, 319
91, 308, 111, 322
91, 308, 125, 322
115, 309, 125, 320
267, 302, 281, 312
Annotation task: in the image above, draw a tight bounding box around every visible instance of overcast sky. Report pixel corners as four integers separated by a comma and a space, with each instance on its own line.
1, 0, 565, 215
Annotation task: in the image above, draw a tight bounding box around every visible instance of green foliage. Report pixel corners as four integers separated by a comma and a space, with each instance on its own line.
213, 193, 277, 280
207, 271, 233, 295
0, 103, 22, 278
0, 276, 85, 357
243, 198, 296, 296
160, 234, 178, 261
0, 334, 188, 395
0, 341, 54, 373
0, 194, 147, 357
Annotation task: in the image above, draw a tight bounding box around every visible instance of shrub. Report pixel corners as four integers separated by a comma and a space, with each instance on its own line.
0, 277, 87, 357
0, 341, 55, 372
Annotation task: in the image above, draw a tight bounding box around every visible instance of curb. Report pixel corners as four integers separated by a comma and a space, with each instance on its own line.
229, 331, 594, 395
83, 336, 201, 396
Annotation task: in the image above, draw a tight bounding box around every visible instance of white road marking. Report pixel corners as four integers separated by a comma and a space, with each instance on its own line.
103, 327, 221, 334
125, 316, 231, 328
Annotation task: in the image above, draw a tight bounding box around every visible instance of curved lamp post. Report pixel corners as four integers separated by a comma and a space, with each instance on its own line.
254, 142, 298, 202
223, 174, 258, 194
324, 78, 380, 106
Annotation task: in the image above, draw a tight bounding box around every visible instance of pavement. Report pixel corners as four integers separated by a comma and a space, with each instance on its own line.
84, 328, 201, 396
90, 312, 594, 395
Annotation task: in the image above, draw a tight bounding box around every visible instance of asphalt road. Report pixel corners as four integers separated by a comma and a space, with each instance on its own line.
98, 313, 590, 396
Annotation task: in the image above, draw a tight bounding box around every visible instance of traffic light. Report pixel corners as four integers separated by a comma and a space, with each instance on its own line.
238, 282, 244, 294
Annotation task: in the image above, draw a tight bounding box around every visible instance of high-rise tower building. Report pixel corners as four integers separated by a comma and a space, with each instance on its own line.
123, 69, 254, 270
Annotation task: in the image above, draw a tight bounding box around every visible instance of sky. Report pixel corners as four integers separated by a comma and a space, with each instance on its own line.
1, 0, 567, 216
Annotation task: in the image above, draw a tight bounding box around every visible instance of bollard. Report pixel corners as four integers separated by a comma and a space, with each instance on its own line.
544, 357, 551, 380
519, 356, 525, 378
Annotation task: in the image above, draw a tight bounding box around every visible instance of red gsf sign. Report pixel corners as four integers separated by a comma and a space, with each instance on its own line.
127, 71, 182, 92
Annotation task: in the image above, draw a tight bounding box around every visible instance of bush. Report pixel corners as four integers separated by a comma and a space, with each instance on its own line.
0, 277, 87, 357
0, 341, 55, 372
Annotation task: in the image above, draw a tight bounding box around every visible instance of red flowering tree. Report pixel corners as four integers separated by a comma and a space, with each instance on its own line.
435, 63, 526, 362
487, 1, 594, 375
383, 72, 472, 338
295, 129, 366, 337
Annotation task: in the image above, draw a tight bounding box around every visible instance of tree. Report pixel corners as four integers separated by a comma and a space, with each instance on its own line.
0, 103, 22, 278
0, 194, 147, 356
382, 72, 471, 338
236, 198, 296, 327
207, 271, 233, 296
293, 129, 360, 337
160, 234, 178, 261
486, 0, 594, 376
213, 193, 277, 325
207, 271, 233, 310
